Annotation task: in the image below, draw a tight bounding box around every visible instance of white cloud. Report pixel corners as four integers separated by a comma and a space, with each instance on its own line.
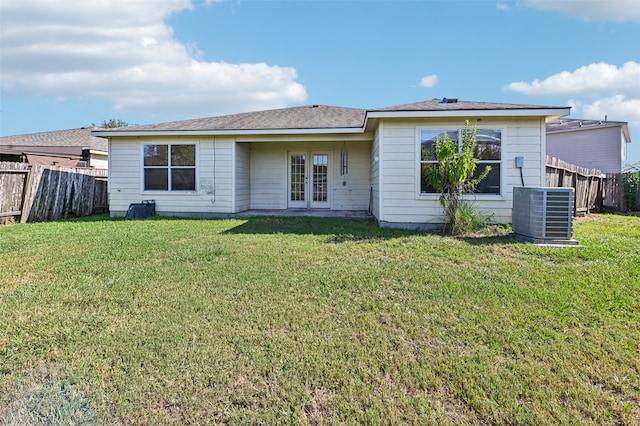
520, 0, 640, 22
0, 0, 307, 117
504, 62, 640, 96
506, 62, 640, 135
418, 75, 439, 88
575, 95, 640, 126
496, 2, 511, 12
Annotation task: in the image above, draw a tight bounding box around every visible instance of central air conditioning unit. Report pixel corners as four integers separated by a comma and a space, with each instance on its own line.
512, 187, 577, 245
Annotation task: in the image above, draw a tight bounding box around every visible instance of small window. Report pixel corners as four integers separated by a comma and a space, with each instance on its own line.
420, 129, 457, 194
143, 144, 196, 191
474, 129, 501, 194
419, 128, 501, 195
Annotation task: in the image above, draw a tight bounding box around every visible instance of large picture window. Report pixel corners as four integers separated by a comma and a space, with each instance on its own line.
143, 144, 196, 191
420, 128, 501, 195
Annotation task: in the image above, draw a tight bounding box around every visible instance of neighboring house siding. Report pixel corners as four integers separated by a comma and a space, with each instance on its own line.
108, 136, 235, 217
249, 140, 370, 210
546, 127, 623, 173
378, 118, 544, 226
89, 154, 108, 170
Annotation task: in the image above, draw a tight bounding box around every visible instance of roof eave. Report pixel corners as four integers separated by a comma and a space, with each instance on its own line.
362, 108, 570, 130
547, 122, 632, 141
622, 124, 632, 143
366, 108, 571, 120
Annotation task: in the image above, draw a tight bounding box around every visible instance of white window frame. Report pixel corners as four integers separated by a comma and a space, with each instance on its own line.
141, 142, 199, 194
415, 126, 504, 200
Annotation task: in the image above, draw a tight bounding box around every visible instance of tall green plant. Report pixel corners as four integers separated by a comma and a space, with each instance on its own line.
622, 162, 640, 211
425, 121, 492, 234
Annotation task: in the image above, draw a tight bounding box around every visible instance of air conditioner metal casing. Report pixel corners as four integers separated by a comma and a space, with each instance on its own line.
512, 187, 577, 244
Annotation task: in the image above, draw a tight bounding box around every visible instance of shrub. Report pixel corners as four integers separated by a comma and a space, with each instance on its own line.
622, 162, 640, 211
425, 120, 492, 234
447, 199, 494, 235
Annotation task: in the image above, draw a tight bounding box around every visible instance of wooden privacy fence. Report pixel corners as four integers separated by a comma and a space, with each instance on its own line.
603, 173, 624, 212
0, 161, 108, 223
0, 162, 30, 223
545, 155, 604, 216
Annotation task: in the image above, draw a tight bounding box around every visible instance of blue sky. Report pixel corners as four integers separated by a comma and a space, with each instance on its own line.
1, 0, 639, 164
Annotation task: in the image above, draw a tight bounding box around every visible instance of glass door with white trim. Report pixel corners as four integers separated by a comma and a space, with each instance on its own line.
288, 152, 330, 209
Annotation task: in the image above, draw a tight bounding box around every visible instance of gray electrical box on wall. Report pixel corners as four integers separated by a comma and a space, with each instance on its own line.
515, 156, 524, 168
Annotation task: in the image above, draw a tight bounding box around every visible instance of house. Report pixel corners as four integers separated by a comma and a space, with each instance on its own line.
0, 127, 108, 169
546, 118, 631, 174
94, 99, 570, 228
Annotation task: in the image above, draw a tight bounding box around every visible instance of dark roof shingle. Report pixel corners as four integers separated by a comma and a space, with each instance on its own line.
546, 118, 628, 133
371, 98, 565, 112
0, 127, 107, 152
109, 105, 367, 132
100, 99, 568, 134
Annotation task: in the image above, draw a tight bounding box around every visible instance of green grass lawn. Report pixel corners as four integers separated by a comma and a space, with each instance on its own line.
0, 214, 638, 425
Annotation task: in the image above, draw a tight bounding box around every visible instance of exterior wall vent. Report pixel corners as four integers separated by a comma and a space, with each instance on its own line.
512, 187, 577, 245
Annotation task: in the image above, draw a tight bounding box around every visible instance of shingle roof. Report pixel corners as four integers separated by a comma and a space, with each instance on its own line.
371, 98, 565, 112
0, 127, 108, 152
547, 118, 631, 143
106, 105, 367, 132
98, 99, 568, 134
546, 118, 628, 133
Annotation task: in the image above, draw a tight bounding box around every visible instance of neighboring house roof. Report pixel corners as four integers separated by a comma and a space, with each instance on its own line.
0, 127, 108, 153
1, 127, 109, 167
546, 118, 631, 143
94, 99, 570, 137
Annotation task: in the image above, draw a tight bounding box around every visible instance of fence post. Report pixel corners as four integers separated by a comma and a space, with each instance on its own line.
598, 175, 603, 213
20, 165, 42, 223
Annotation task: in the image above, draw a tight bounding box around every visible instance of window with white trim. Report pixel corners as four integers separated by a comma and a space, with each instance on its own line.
143, 144, 196, 191
419, 128, 502, 195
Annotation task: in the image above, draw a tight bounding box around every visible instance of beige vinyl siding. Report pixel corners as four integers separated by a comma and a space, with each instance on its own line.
249, 143, 286, 209
201, 136, 234, 213
108, 139, 140, 215
249, 140, 371, 210
108, 136, 234, 217
547, 126, 623, 173
331, 141, 370, 210
504, 120, 546, 193
379, 120, 440, 226
370, 127, 381, 219
235, 143, 251, 211
378, 118, 545, 226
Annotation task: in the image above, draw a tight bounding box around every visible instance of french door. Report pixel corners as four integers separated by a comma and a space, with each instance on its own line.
288, 152, 330, 209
